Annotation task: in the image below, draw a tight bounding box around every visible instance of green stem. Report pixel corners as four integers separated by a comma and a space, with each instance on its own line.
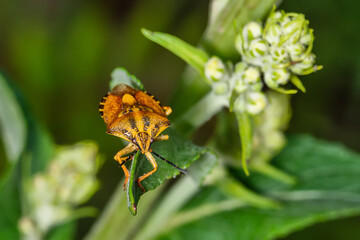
133, 176, 199, 240
216, 174, 279, 208
175, 90, 228, 137
163, 199, 246, 233
251, 161, 297, 185
84, 182, 164, 240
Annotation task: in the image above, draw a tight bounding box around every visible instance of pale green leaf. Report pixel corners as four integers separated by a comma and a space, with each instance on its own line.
110, 67, 145, 91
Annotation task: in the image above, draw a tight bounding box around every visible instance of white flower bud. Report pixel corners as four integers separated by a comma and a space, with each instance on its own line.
264, 67, 290, 88
300, 32, 312, 46
287, 43, 305, 61
267, 10, 283, 22
249, 39, 269, 58
204, 56, 226, 82
234, 77, 247, 93
263, 23, 281, 45
289, 54, 316, 75
243, 66, 261, 84
242, 22, 263, 42
246, 92, 267, 115
35, 204, 70, 231
269, 46, 290, 65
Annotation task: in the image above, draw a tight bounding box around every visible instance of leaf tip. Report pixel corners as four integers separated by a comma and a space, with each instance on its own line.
141, 28, 152, 37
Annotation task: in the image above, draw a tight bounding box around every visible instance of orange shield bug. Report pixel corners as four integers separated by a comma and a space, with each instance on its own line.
99, 84, 187, 191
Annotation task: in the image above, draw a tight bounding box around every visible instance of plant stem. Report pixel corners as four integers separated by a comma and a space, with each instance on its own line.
175, 90, 228, 137
84, 182, 164, 240
133, 176, 199, 240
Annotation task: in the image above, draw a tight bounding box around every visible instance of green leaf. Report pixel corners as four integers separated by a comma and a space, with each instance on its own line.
203, 0, 277, 58
0, 75, 57, 240
0, 73, 26, 165
156, 135, 360, 240
110, 67, 145, 91
126, 128, 215, 215
141, 28, 209, 76
235, 111, 252, 176
290, 74, 306, 93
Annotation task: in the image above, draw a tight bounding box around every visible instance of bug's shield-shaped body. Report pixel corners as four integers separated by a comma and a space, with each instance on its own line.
99, 84, 171, 191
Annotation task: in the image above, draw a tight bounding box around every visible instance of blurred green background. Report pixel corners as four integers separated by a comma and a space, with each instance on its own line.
0, 0, 359, 239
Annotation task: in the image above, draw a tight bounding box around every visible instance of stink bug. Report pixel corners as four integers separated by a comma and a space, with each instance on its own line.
99, 84, 187, 191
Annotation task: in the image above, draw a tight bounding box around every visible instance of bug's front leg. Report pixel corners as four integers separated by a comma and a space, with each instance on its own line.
114, 143, 137, 190
137, 152, 158, 192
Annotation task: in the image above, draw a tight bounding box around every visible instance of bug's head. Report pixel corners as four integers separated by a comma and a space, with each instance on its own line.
133, 132, 152, 153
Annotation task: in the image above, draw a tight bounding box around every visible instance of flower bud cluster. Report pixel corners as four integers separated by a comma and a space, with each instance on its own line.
231, 62, 267, 115
18, 142, 100, 240
203, 8, 321, 116
235, 9, 321, 91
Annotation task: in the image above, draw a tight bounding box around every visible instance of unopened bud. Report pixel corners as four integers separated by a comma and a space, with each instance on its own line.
242, 22, 263, 42
246, 92, 267, 115
263, 23, 281, 45
269, 46, 289, 65
264, 67, 290, 88
286, 43, 305, 62
204, 57, 226, 82
249, 39, 269, 58
289, 54, 316, 75
243, 66, 261, 84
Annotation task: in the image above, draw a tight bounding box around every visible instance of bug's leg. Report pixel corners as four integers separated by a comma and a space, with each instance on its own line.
154, 134, 169, 142
162, 106, 172, 116
137, 152, 158, 192
114, 143, 137, 190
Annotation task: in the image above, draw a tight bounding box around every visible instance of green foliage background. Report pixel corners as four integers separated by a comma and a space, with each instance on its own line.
1, 0, 360, 239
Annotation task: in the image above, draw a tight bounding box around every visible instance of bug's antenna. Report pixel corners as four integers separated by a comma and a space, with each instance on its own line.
152, 151, 188, 174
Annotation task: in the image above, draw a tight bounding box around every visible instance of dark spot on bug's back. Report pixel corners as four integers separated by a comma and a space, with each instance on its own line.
122, 129, 132, 139
143, 116, 150, 131
129, 118, 138, 131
